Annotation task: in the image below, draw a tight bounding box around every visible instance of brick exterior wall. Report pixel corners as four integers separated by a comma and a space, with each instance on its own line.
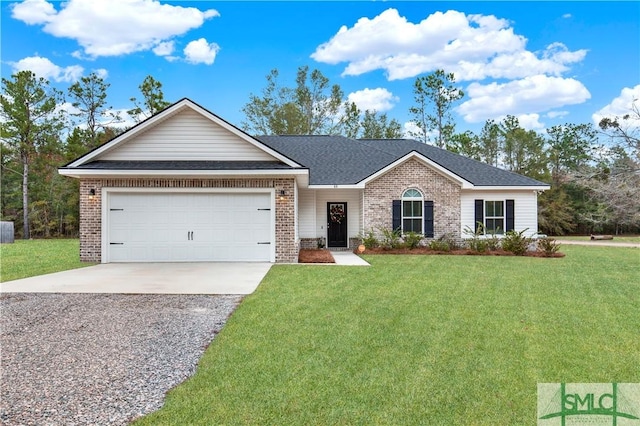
78, 178, 298, 263
363, 158, 461, 241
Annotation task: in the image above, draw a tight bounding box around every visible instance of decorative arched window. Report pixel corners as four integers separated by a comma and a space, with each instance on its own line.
402, 189, 423, 233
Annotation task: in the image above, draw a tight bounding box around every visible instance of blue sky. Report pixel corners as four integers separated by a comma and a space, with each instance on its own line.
2, 0, 639, 137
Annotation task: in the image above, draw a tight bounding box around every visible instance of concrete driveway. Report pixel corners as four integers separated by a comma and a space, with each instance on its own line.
0, 262, 272, 295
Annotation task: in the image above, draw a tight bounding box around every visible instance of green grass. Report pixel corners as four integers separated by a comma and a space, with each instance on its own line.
135, 246, 640, 425
553, 235, 640, 244
0, 239, 94, 282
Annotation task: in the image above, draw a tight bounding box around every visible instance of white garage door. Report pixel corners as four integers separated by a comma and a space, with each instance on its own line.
107, 192, 273, 262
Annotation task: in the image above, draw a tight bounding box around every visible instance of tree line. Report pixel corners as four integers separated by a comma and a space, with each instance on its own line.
1, 66, 638, 239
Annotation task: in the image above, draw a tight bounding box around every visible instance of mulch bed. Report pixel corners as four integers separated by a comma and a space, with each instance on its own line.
357, 247, 565, 258
298, 249, 336, 263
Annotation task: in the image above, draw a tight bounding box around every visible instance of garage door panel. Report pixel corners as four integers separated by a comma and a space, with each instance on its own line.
107, 192, 272, 262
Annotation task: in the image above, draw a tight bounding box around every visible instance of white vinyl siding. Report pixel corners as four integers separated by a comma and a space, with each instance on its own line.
297, 188, 317, 238
100, 109, 276, 161
313, 189, 363, 240
460, 190, 539, 237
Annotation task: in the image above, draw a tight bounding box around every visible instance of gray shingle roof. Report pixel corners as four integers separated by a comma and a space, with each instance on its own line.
256, 135, 396, 185
258, 136, 548, 187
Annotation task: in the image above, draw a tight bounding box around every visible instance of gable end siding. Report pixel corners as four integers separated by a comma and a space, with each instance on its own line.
100, 109, 276, 162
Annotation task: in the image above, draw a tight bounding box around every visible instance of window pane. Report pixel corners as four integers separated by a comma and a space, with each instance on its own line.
413, 201, 422, 216
403, 189, 422, 198
494, 201, 503, 217
485, 218, 504, 234
485, 201, 494, 217
403, 201, 412, 215
403, 219, 422, 233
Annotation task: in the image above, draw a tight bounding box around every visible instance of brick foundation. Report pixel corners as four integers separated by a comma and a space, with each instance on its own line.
79, 178, 298, 263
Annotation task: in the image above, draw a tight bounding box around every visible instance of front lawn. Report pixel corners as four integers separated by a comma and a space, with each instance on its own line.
136, 246, 640, 425
0, 239, 93, 282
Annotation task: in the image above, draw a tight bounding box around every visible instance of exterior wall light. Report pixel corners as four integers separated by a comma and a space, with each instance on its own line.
279, 189, 286, 201
89, 188, 96, 200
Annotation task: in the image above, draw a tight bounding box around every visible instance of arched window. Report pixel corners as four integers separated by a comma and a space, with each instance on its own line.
402, 189, 423, 233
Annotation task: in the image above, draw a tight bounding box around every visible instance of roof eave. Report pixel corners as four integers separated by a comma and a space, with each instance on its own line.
58, 168, 309, 180
467, 185, 551, 191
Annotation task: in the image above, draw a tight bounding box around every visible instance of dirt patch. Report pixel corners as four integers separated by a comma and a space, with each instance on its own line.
359, 247, 565, 258
298, 249, 336, 263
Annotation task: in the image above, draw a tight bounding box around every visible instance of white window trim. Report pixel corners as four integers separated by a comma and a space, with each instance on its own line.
484, 200, 505, 235
401, 189, 424, 234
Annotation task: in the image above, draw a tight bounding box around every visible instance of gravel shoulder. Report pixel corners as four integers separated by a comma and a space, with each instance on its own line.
553, 239, 640, 248
0, 293, 242, 426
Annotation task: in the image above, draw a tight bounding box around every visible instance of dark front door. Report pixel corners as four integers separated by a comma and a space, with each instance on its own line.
327, 202, 347, 247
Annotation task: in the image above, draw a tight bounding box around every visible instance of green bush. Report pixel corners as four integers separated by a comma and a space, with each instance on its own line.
537, 237, 561, 257
361, 229, 379, 249
403, 232, 423, 250
379, 227, 402, 250
486, 234, 501, 251
463, 224, 488, 253
501, 229, 531, 256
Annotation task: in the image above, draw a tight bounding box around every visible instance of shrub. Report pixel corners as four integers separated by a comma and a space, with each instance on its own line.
403, 232, 423, 250
486, 234, 501, 251
379, 227, 402, 250
317, 237, 325, 249
501, 229, 531, 256
439, 233, 460, 251
361, 229, 379, 249
428, 240, 450, 251
537, 237, 561, 257
463, 224, 488, 253
429, 234, 458, 252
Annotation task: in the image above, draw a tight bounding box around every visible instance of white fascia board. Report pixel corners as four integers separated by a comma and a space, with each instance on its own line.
468, 185, 551, 191
58, 168, 309, 179
308, 184, 365, 189
360, 151, 473, 188
67, 99, 301, 168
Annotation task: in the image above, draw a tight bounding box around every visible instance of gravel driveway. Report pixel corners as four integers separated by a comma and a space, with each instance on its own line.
0, 293, 242, 425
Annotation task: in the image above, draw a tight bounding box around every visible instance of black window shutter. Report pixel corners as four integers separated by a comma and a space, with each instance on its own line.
506, 199, 515, 232
424, 201, 434, 238
392, 200, 401, 232
474, 199, 484, 233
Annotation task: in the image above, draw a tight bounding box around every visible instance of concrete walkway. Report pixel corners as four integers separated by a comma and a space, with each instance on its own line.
330, 251, 370, 266
0, 262, 272, 295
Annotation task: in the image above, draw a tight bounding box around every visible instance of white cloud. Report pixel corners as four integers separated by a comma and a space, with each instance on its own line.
505, 113, 545, 130
562, 13, 572, 19
592, 85, 640, 125
93, 68, 109, 79
457, 75, 591, 123
10, 56, 84, 82
10, 0, 56, 25
11, 0, 220, 58
183, 38, 220, 65
347, 88, 398, 112
153, 41, 175, 57
311, 8, 586, 82
546, 110, 569, 119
